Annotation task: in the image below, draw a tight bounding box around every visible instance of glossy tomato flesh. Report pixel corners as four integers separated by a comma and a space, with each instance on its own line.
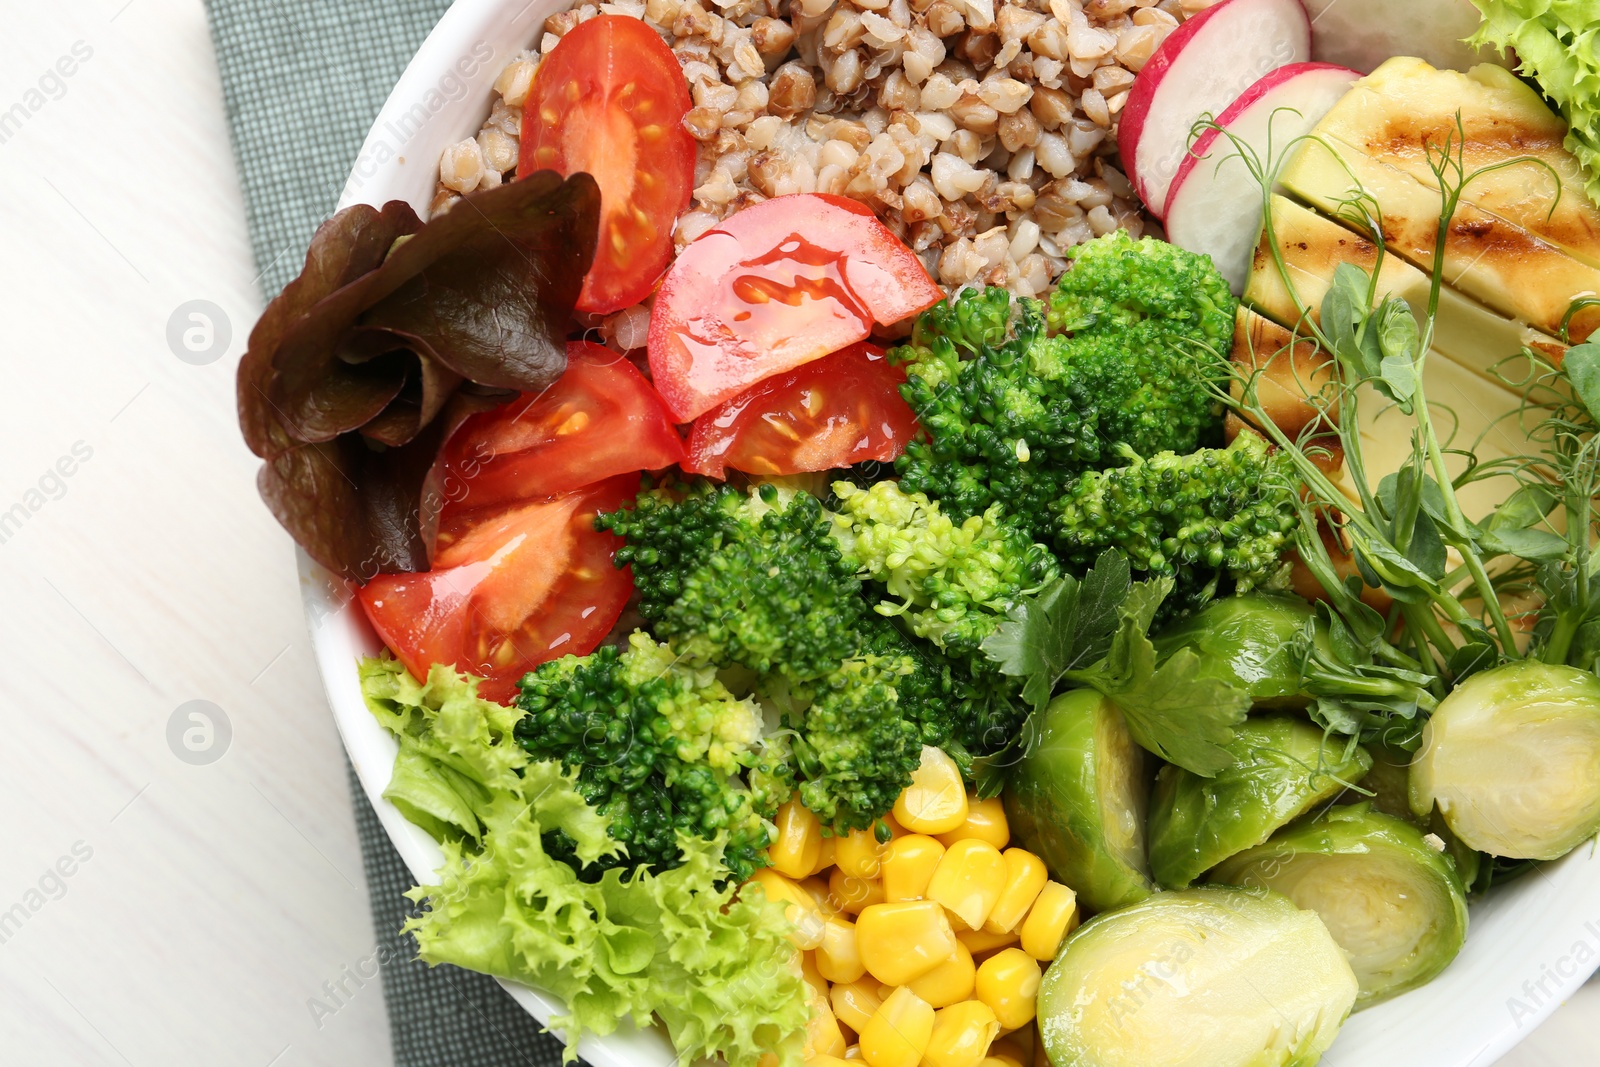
435, 341, 684, 517
683, 342, 919, 479
648, 193, 944, 422
357, 474, 639, 703
519, 15, 694, 315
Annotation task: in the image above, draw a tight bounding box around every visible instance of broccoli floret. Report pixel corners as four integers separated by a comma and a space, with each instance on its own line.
515, 632, 777, 879
830, 480, 1059, 667
892, 232, 1237, 540
1053, 432, 1298, 614
599, 480, 867, 682
858, 618, 1028, 763
787, 654, 926, 834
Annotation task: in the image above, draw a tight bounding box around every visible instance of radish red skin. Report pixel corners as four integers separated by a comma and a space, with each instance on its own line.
1163, 62, 1359, 291
1118, 0, 1310, 218
1166, 62, 1358, 208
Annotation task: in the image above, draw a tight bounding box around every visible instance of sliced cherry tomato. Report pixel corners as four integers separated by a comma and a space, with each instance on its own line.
435, 341, 684, 517
519, 15, 694, 315
648, 193, 945, 423
357, 474, 638, 704
682, 342, 919, 479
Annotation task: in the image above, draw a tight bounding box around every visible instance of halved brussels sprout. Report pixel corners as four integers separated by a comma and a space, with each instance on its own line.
1151, 594, 1324, 708
1004, 689, 1153, 913
1349, 742, 1481, 887
1147, 716, 1371, 888
1356, 742, 1421, 826
1038, 886, 1357, 1067
1210, 805, 1469, 1008
1410, 660, 1600, 860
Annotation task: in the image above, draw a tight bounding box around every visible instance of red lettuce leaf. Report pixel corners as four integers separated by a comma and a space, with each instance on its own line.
238, 171, 600, 580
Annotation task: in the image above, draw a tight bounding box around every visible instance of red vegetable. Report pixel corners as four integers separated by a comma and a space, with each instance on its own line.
434, 341, 684, 516
357, 474, 638, 703
648, 193, 944, 422
683, 342, 918, 479
519, 14, 695, 315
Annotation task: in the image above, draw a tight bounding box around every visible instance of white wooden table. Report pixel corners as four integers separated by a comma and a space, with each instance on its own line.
0, 2, 1590, 1065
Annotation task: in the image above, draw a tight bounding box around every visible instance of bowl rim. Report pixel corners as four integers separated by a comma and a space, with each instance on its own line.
310, 1, 1600, 1064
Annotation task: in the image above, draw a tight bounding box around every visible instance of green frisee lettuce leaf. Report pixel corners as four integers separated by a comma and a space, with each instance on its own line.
1470, 0, 1600, 202
359, 657, 810, 1066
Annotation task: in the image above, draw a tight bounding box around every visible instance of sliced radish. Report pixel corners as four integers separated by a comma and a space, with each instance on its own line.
1165, 62, 1360, 293
1300, 0, 1506, 74
1119, 0, 1310, 218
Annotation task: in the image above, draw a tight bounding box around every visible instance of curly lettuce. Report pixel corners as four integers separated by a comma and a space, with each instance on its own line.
360, 658, 809, 1066
1470, 0, 1600, 201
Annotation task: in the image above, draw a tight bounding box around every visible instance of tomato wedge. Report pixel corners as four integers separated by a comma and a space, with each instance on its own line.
519, 15, 695, 315
357, 474, 638, 703
648, 193, 945, 422
435, 341, 684, 516
683, 342, 919, 479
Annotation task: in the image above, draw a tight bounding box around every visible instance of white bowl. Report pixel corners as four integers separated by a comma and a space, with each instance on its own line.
308, 2, 1600, 1063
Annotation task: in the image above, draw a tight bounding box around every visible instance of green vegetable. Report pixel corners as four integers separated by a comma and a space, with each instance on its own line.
830, 479, 1059, 668
1469, 0, 1600, 202
891, 232, 1235, 541
1147, 716, 1373, 888
1003, 689, 1154, 913
238, 173, 600, 579
599, 479, 867, 681
1333, 742, 1483, 886
1410, 660, 1600, 860
1037, 886, 1357, 1067
854, 617, 1029, 774
1210, 805, 1469, 1008
1053, 431, 1298, 614
360, 657, 809, 1067
985, 551, 1250, 777
781, 652, 927, 834
1149, 593, 1321, 707
514, 631, 778, 880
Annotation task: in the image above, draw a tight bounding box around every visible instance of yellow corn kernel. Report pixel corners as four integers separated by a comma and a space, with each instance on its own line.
881, 835, 946, 902
804, 875, 839, 913
772, 796, 824, 879
855, 900, 958, 986
984, 850, 1048, 934
829, 868, 887, 914
807, 994, 849, 1060
1019, 881, 1079, 962
807, 1058, 854, 1067
907, 941, 976, 1008
936, 796, 1010, 851
846, 1046, 863, 1060
810, 835, 838, 877
974, 948, 1042, 1030
802, 950, 828, 997
830, 978, 885, 1033
894, 746, 969, 834
836, 825, 891, 880
993, 1032, 1031, 1062
923, 1000, 1000, 1067
927, 839, 1008, 931
818, 915, 867, 984
748, 868, 826, 950
860, 987, 935, 1067
957, 925, 1021, 957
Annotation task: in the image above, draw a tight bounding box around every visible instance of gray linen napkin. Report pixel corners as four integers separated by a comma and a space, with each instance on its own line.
203, 3, 572, 1063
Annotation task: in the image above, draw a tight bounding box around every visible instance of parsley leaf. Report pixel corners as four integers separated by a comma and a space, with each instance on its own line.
982, 550, 1129, 711
983, 553, 1248, 777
